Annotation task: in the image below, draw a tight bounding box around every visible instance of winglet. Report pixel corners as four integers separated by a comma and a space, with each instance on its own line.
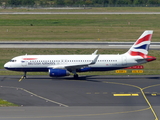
92, 50, 98, 55
90, 54, 99, 65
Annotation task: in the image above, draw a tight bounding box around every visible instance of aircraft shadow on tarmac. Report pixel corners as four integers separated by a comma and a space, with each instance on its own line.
0, 75, 101, 82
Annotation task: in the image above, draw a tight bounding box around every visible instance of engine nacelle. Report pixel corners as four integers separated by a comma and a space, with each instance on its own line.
49, 69, 70, 77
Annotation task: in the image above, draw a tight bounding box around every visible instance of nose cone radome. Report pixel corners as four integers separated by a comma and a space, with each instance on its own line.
4, 62, 10, 69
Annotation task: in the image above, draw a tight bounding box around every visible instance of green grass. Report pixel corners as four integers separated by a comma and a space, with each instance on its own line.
0, 99, 18, 107
0, 14, 160, 41
0, 70, 160, 76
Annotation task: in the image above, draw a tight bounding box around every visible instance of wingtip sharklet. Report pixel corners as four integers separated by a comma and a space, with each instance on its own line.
90, 54, 99, 65
92, 50, 98, 55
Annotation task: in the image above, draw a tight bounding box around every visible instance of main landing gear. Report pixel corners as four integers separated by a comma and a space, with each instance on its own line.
72, 71, 79, 79
73, 74, 79, 79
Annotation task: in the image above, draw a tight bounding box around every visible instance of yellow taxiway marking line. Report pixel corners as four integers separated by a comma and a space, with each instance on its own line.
113, 94, 139, 96
104, 81, 159, 120
140, 88, 158, 120
142, 84, 160, 90
151, 94, 157, 96
19, 76, 24, 82
132, 94, 139, 96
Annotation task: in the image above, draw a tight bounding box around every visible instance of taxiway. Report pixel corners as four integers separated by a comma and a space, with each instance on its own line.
0, 75, 159, 120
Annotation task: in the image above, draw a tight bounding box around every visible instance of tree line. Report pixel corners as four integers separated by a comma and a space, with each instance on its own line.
0, 0, 160, 6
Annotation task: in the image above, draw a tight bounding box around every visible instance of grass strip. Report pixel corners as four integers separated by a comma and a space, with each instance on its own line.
0, 14, 160, 41
0, 99, 18, 107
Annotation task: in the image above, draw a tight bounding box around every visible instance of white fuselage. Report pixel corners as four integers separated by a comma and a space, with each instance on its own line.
4, 54, 146, 72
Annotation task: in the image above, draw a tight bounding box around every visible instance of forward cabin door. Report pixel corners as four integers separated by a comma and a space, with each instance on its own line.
21, 60, 28, 66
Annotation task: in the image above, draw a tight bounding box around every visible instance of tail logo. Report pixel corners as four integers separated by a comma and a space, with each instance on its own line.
127, 30, 156, 62
134, 44, 149, 51
128, 31, 153, 57
135, 34, 152, 45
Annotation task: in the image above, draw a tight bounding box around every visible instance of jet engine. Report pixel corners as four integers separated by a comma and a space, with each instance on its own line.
49, 69, 70, 77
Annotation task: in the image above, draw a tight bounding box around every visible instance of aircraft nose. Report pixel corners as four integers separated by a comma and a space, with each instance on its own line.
4, 62, 10, 69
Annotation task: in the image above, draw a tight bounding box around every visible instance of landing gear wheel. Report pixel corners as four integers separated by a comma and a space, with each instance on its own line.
74, 74, 79, 79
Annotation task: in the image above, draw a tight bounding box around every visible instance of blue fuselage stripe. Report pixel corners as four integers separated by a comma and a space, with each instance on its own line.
4, 67, 126, 72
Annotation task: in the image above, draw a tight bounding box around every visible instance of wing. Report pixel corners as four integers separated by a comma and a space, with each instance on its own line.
48, 54, 99, 71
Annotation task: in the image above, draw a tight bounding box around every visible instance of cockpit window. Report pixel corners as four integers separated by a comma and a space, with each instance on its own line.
10, 60, 17, 62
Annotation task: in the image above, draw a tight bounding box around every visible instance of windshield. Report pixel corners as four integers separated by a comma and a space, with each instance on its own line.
9, 60, 17, 62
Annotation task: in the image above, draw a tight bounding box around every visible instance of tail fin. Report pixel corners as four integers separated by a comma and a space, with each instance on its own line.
126, 30, 156, 62
127, 30, 153, 56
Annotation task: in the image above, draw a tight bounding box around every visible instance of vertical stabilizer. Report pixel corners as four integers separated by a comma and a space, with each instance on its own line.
126, 30, 153, 56
126, 30, 156, 62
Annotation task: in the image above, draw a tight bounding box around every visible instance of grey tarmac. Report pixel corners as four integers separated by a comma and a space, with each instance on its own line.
0, 75, 159, 120
1, 12, 160, 14
0, 42, 159, 49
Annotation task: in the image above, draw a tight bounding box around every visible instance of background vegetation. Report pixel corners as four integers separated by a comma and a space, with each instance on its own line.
0, 0, 160, 6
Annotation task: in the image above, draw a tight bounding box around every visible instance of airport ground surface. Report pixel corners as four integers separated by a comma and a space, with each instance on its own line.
0, 75, 159, 120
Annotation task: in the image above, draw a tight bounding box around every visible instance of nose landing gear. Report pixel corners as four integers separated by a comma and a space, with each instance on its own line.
19, 72, 27, 82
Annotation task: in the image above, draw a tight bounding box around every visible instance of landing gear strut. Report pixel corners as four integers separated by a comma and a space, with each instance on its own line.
23, 71, 27, 79
72, 71, 79, 79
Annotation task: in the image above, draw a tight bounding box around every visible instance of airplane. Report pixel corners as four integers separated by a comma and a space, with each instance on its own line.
4, 30, 156, 79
